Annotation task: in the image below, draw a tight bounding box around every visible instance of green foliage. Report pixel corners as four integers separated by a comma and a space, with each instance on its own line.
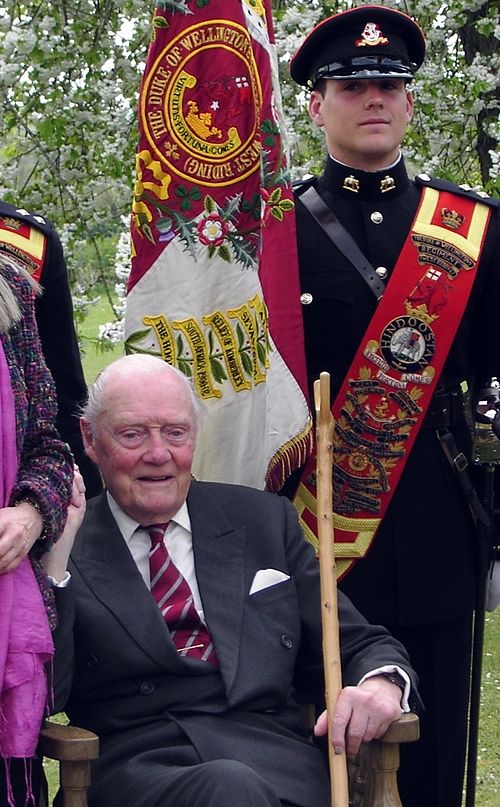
0, 0, 153, 295
274, 1, 499, 193
0, 0, 498, 345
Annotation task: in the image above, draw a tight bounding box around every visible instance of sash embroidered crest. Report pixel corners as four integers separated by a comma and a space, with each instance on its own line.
294, 187, 491, 578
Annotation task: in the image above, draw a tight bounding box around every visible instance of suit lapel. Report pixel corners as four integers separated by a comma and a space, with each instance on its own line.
72, 494, 186, 672
188, 482, 247, 692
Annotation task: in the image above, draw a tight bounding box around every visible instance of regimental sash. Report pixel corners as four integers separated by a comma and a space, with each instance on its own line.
0, 216, 47, 282
294, 187, 492, 578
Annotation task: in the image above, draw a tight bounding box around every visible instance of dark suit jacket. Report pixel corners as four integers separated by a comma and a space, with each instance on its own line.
54, 482, 417, 807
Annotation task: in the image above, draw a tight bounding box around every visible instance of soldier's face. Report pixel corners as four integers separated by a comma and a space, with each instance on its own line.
309, 78, 413, 171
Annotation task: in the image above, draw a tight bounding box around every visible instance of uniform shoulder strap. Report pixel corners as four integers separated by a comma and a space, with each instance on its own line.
298, 184, 385, 300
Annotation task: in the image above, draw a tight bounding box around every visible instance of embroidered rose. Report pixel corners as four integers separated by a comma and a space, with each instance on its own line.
197, 214, 228, 247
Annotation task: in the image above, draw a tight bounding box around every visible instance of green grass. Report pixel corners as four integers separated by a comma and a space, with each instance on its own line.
475, 610, 500, 806
77, 290, 124, 383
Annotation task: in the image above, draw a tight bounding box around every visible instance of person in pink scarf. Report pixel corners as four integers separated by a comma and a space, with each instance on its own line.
0, 254, 73, 806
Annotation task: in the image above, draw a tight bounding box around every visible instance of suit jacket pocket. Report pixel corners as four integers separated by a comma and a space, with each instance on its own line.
246, 576, 296, 606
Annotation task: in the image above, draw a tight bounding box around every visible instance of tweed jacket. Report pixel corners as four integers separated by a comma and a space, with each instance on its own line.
1, 257, 73, 624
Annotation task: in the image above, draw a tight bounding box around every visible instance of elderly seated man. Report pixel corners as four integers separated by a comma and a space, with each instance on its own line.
44, 355, 420, 807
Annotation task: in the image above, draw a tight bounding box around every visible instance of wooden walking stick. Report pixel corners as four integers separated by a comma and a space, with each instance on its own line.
315, 371, 349, 807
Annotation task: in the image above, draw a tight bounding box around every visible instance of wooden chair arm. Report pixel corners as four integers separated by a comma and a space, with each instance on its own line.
38, 720, 99, 807
377, 712, 420, 745
37, 713, 418, 807
349, 713, 420, 807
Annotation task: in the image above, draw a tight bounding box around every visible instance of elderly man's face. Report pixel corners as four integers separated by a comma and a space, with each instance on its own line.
82, 369, 196, 525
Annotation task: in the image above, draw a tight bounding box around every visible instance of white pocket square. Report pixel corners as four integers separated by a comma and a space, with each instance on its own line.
249, 568, 290, 595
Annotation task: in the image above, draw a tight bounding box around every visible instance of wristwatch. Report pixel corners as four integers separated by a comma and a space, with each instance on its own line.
379, 671, 407, 693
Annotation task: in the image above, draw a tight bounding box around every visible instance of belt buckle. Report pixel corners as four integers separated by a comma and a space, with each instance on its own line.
453, 452, 468, 473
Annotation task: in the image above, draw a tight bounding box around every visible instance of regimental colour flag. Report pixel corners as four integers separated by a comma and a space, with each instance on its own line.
125, 0, 312, 491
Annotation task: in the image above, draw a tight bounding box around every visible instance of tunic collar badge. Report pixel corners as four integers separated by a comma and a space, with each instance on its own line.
341, 174, 397, 195
380, 175, 396, 193
343, 175, 360, 193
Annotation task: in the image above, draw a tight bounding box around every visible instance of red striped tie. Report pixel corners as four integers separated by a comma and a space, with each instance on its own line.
146, 524, 218, 666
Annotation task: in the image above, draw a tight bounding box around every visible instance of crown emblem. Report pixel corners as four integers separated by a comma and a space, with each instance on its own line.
404, 301, 438, 325
185, 101, 222, 141
343, 175, 360, 193
356, 23, 389, 48
441, 207, 464, 230
1, 217, 22, 230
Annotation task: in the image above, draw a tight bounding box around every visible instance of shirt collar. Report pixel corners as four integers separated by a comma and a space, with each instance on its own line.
106, 491, 191, 544
328, 151, 402, 172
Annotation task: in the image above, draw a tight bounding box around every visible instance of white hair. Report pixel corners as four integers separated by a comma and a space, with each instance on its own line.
81, 354, 205, 435
0, 255, 40, 334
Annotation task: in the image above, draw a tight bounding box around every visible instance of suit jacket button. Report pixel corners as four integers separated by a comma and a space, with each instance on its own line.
140, 681, 156, 695
86, 654, 98, 670
281, 634, 293, 649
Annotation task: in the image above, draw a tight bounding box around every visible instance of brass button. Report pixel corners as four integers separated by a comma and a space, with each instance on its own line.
370, 211, 383, 224
300, 292, 313, 305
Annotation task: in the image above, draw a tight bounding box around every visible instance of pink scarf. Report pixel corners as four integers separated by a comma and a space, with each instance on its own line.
0, 340, 54, 805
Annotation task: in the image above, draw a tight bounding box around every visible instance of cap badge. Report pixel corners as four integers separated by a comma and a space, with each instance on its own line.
356, 23, 389, 48
343, 175, 360, 193
441, 207, 464, 230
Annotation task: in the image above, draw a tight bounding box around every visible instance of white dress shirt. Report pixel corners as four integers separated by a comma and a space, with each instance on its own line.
107, 492, 206, 621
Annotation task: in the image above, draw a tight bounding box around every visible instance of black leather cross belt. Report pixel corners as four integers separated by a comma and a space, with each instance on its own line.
422, 389, 466, 430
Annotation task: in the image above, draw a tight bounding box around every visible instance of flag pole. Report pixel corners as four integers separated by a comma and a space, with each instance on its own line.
314, 371, 349, 807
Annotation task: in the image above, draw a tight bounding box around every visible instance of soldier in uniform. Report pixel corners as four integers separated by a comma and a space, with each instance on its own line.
287, 6, 500, 807
0, 200, 102, 497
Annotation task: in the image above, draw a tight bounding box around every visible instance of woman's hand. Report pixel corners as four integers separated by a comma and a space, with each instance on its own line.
0, 500, 43, 574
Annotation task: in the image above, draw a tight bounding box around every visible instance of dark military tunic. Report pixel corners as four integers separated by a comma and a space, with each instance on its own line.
294, 155, 500, 626
293, 155, 500, 807
0, 200, 103, 498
